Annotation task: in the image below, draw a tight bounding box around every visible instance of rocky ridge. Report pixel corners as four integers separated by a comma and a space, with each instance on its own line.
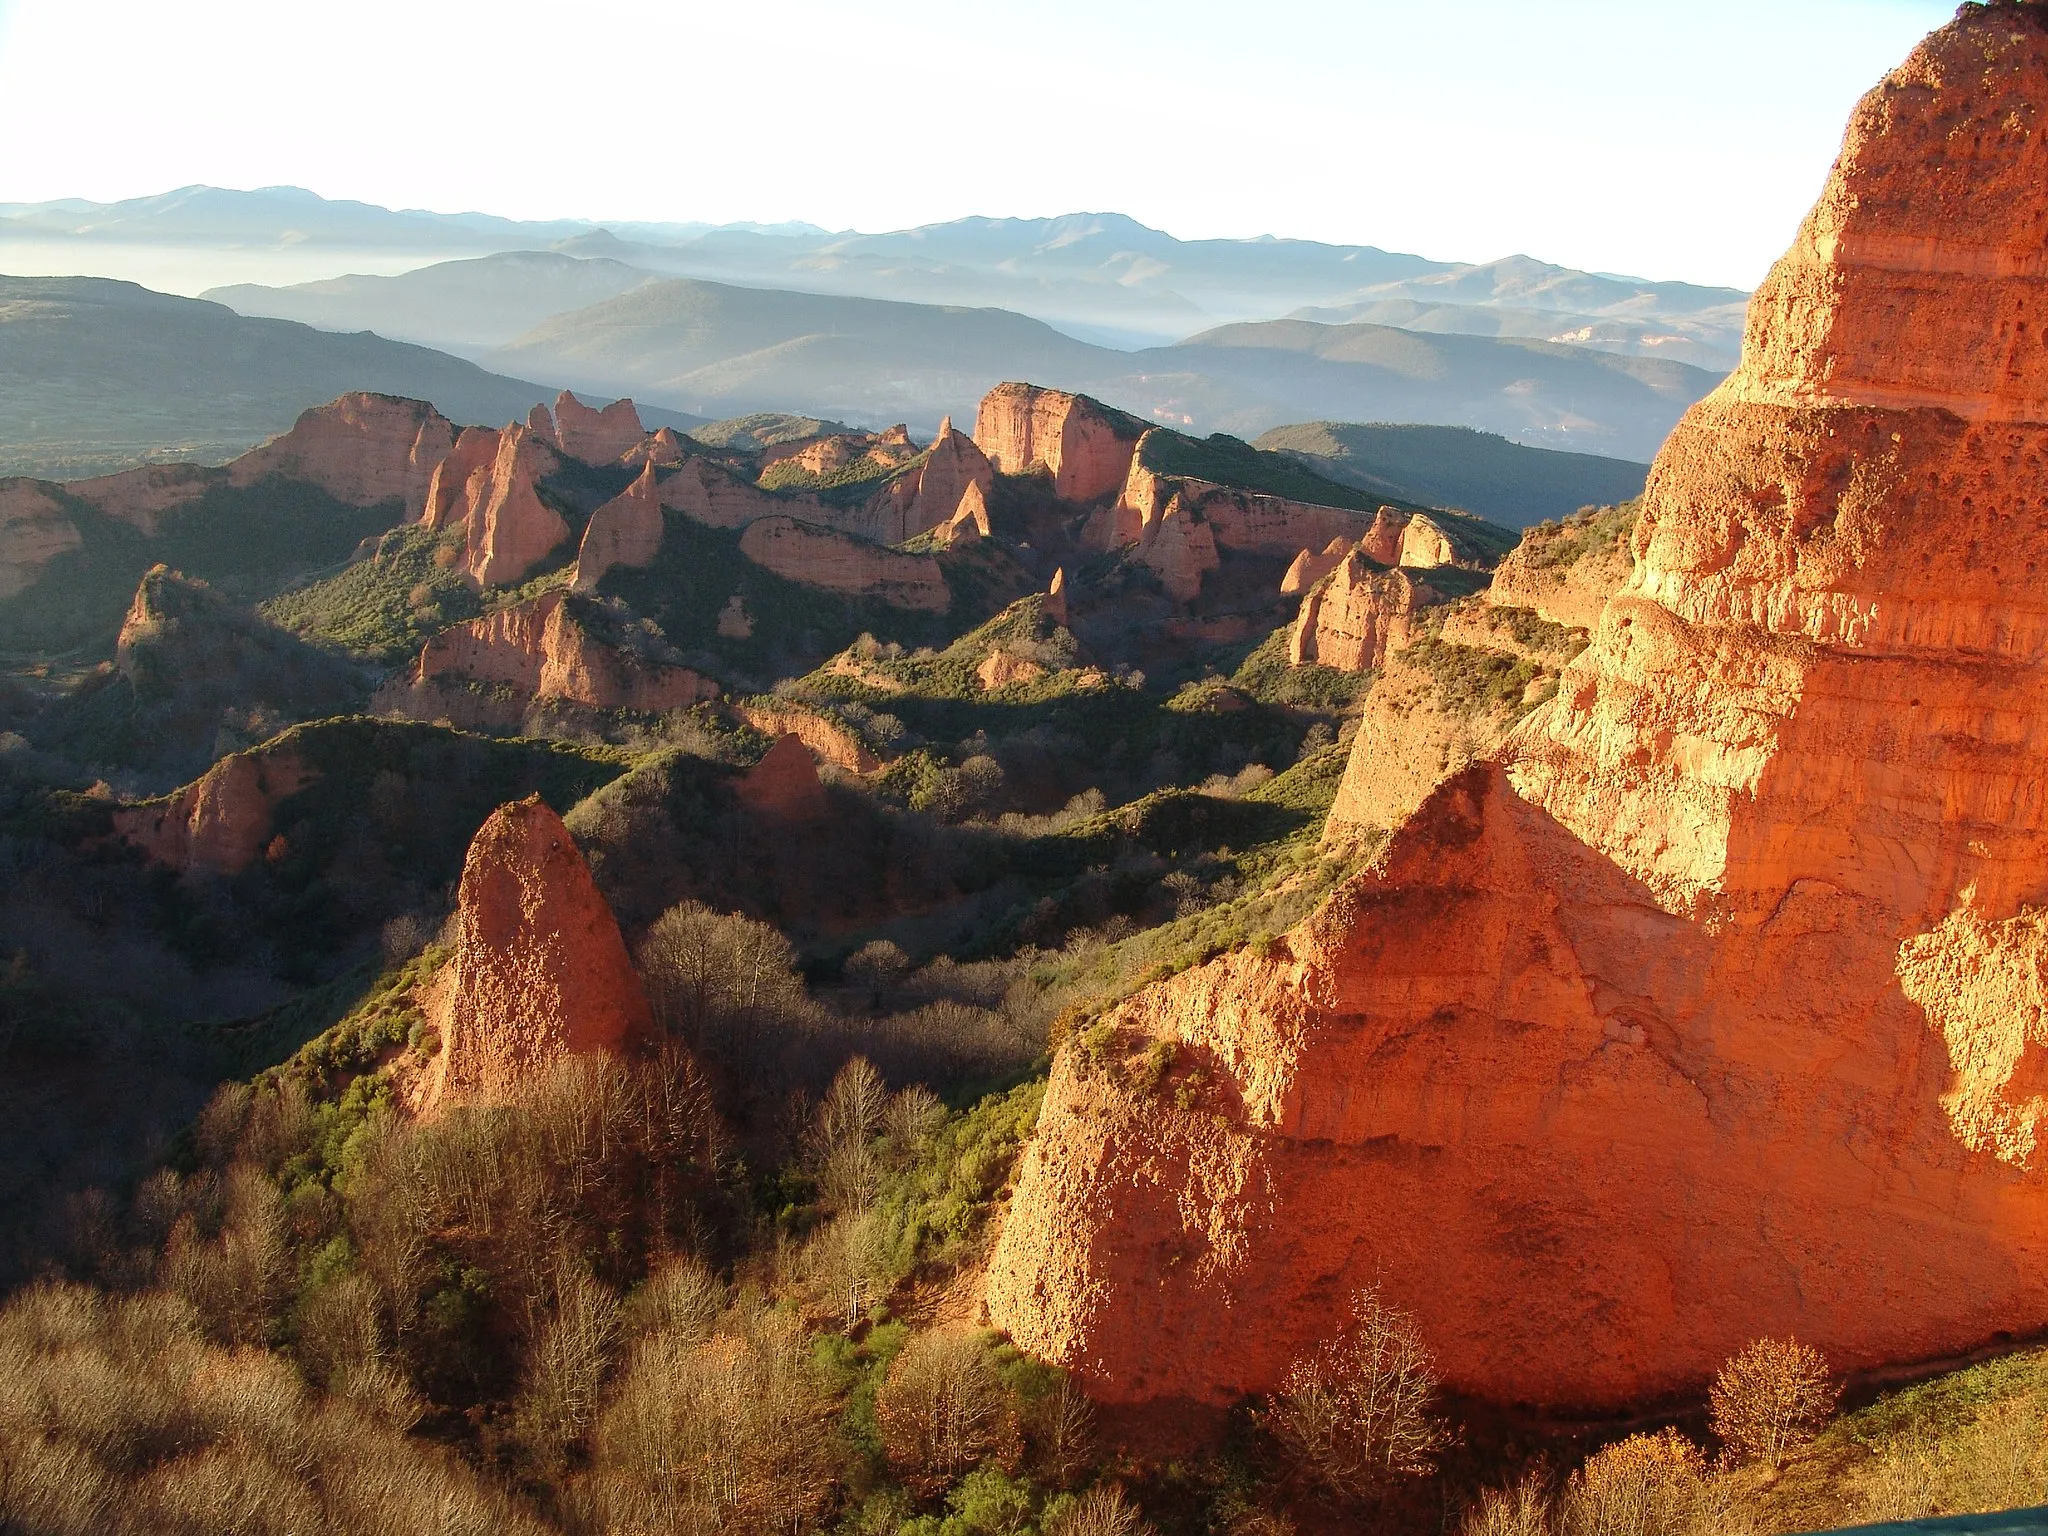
987, 2, 2048, 1416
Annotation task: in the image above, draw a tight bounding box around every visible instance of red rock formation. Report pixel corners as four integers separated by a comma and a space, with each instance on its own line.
734, 733, 829, 820
527, 402, 558, 445
574, 463, 666, 591
738, 516, 950, 611
976, 650, 1047, 690
229, 393, 456, 519
988, 4, 2048, 1418
734, 702, 882, 774
1045, 568, 1070, 629
1133, 495, 1219, 603
974, 383, 1141, 503
415, 796, 652, 1113
0, 481, 81, 599
1486, 507, 1637, 630
421, 425, 569, 587
114, 744, 315, 876
1287, 556, 1439, 670
552, 391, 646, 466
420, 427, 502, 532
934, 480, 991, 546
381, 589, 715, 721
897, 418, 997, 542
624, 426, 688, 469
658, 456, 811, 530
1279, 538, 1352, 596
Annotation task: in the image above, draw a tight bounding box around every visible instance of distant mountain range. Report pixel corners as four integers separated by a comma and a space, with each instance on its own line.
0, 276, 700, 479
1, 184, 1748, 361
198, 261, 1720, 460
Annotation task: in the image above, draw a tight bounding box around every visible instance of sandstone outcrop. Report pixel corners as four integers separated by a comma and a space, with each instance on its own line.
69, 463, 222, 536
0, 481, 81, 600
734, 733, 829, 820
379, 589, 715, 724
574, 463, 666, 591
880, 418, 997, 543
1279, 539, 1352, 596
734, 702, 882, 774
228, 393, 456, 519
974, 383, 1142, 503
415, 796, 652, 1113
1045, 568, 1070, 628
976, 649, 1047, 690
738, 516, 950, 611
114, 742, 316, 876
550, 391, 647, 466
988, 3, 2048, 1417
1287, 557, 1440, 670
1133, 496, 1219, 603
421, 425, 568, 587
624, 426, 689, 469
1484, 505, 1638, 630
934, 480, 991, 546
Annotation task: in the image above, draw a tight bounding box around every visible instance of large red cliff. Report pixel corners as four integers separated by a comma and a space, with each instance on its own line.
987, 2, 2048, 1417
228, 393, 456, 519
419, 424, 569, 587
973, 384, 1142, 503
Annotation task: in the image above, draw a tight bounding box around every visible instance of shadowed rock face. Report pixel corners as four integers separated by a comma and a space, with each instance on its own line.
736, 516, 950, 610
987, 2, 2048, 1417
416, 796, 652, 1113
379, 588, 716, 724
114, 742, 316, 876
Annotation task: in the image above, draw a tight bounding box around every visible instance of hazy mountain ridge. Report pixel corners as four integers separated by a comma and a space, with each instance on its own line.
0, 276, 702, 478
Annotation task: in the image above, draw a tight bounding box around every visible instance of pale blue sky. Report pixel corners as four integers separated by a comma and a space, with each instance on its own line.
0, 0, 1958, 286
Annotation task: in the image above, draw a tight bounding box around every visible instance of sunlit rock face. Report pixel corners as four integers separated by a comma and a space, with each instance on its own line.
987, 2, 2048, 1416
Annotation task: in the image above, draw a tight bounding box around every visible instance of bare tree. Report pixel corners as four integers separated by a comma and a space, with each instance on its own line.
1264, 1286, 1450, 1503
1709, 1337, 1839, 1467
875, 1329, 1013, 1496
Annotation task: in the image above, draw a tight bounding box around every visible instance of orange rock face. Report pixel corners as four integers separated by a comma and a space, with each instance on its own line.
416, 796, 652, 1113
738, 516, 950, 611
973, 383, 1142, 503
0, 480, 82, 599
734, 703, 882, 773
733, 734, 830, 820
574, 462, 666, 591
229, 392, 456, 519
114, 744, 315, 876
1287, 557, 1439, 670
550, 391, 647, 466
1133, 496, 1220, 602
420, 425, 569, 587
987, 3, 2048, 1417
382, 589, 715, 721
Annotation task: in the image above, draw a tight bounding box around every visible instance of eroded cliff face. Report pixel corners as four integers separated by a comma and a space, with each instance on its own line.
114, 743, 316, 876
379, 589, 716, 725
549, 392, 647, 466
974, 383, 1142, 503
420, 424, 569, 587
415, 796, 652, 1114
737, 516, 950, 610
1286, 558, 1440, 671
988, 1, 2048, 1416
229, 393, 456, 519
574, 463, 665, 591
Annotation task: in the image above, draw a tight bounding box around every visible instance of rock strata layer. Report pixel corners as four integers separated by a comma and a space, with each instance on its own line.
987, 3, 2048, 1416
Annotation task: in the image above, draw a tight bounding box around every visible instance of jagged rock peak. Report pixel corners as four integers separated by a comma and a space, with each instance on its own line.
415, 796, 652, 1113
